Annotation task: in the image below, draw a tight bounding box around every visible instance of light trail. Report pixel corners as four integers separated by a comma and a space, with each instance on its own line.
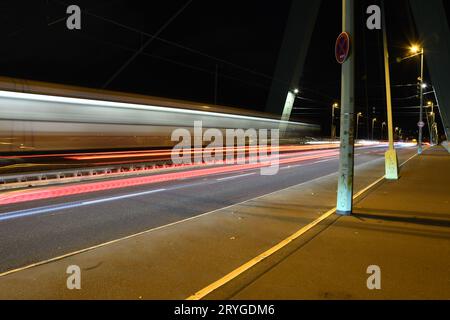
0, 142, 384, 161
0, 150, 339, 206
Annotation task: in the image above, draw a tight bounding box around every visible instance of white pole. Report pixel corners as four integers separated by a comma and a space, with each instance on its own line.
336, 0, 355, 215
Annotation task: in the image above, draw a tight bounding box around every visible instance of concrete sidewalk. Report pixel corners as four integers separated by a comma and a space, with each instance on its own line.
209, 146, 450, 300
1, 147, 447, 299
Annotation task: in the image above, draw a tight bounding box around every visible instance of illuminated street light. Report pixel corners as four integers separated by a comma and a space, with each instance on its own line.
399, 44, 425, 154
331, 103, 339, 140
410, 45, 420, 54
372, 118, 377, 140
426, 101, 437, 145
356, 112, 363, 140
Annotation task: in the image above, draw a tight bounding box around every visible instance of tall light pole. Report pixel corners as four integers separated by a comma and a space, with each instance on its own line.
356, 112, 362, 140
331, 103, 339, 139
382, 121, 387, 140
372, 118, 377, 140
397, 45, 425, 154
410, 46, 425, 154
427, 101, 437, 145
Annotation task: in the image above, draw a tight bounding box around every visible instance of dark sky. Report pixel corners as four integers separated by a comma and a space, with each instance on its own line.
0, 0, 446, 139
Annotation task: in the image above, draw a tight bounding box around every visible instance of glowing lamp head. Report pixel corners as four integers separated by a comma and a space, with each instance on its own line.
410, 45, 421, 54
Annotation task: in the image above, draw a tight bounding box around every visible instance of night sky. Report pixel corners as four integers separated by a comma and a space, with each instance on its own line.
1, 0, 446, 139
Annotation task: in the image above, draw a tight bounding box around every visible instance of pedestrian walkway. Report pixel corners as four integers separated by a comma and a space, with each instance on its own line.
209, 146, 450, 299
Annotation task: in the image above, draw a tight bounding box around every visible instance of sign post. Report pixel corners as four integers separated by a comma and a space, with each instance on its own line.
335, 32, 350, 64
336, 0, 355, 215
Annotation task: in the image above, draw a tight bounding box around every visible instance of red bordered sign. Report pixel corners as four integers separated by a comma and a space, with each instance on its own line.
335, 32, 351, 64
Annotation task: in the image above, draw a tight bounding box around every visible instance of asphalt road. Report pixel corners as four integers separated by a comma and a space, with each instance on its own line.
0, 145, 412, 273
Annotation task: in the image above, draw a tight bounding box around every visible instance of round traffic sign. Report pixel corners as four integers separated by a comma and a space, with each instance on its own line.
335, 32, 351, 64
418, 121, 425, 128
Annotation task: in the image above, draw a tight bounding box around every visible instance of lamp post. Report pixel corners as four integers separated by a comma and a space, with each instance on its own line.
356, 112, 362, 140
382, 121, 387, 140
413, 48, 426, 154
414, 46, 425, 154
427, 101, 437, 145
331, 103, 339, 140
372, 118, 377, 140
398, 45, 425, 154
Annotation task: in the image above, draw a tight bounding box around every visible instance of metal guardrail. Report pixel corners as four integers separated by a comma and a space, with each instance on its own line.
0, 161, 188, 191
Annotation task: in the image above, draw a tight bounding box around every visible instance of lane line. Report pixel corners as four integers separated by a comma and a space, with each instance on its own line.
312, 159, 334, 164
0, 150, 415, 278
186, 151, 419, 300
216, 173, 256, 181
0, 189, 166, 222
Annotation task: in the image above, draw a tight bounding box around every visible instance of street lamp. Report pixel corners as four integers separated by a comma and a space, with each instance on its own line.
398, 44, 425, 154
356, 112, 363, 140
331, 103, 339, 140
372, 118, 377, 141
410, 45, 420, 54
427, 101, 437, 145
414, 46, 425, 154
382, 121, 387, 140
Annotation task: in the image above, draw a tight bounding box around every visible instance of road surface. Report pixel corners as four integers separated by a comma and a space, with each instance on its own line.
0, 145, 413, 274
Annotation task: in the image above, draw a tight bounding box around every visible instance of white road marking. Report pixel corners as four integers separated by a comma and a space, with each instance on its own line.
0, 189, 166, 222
312, 159, 334, 164
216, 173, 256, 181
